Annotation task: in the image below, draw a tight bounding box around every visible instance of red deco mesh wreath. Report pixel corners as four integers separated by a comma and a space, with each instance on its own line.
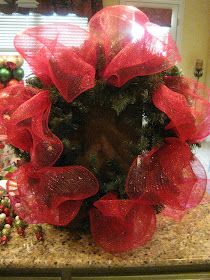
0, 5, 209, 253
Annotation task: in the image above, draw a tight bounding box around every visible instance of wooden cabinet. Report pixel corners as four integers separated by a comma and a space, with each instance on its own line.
0, 278, 61, 280
0, 273, 210, 280
73, 274, 210, 280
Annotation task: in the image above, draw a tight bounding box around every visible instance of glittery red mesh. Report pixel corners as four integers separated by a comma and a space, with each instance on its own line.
7, 164, 99, 225
2, 5, 209, 253
0, 85, 35, 144
90, 194, 156, 253
161, 155, 208, 220
15, 24, 96, 103
14, 5, 180, 102
126, 138, 206, 213
7, 89, 63, 167
29, 105, 63, 168
48, 46, 96, 103
89, 6, 181, 86
153, 77, 210, 143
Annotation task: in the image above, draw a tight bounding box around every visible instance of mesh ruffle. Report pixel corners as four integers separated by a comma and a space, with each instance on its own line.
7, 164, 99, 225
90, 193, 156, 253
0, 5, 208, 253
15, 5, 180, 102
126, 138, 206, 213
2, 86, 63, 167
153, 77, 210, 143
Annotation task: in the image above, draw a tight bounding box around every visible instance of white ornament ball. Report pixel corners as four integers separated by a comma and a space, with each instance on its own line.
0, 213, 6, 220
4, 224, 11, 229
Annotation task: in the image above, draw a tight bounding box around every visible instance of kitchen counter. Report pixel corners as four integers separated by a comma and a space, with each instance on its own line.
0, 201, 210, 270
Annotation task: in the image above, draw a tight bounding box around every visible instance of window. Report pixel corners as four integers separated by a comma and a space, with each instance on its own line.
120, 0, 185, 50
0, 12, 88, 78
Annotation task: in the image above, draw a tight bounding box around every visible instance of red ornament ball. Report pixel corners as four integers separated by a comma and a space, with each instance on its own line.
7, 79, 20, 87
0, 235, 8, 245
35, 232, 44, 241
3, 207, 10, 216
5, 216, 13, 226
0, 205, 4, 213
17, 227, 25, 237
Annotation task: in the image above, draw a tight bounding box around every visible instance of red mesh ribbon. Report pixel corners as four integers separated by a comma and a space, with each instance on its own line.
0, 85, 34, 142
89, 6, 180, 86
90, 193, 156, 253
153, 77, 210, 143
7, 164, 99, 225
6, 88, 63, 167
15, 5, 180, 103
126, 138, 206, 216
5, 5, 209, 252
15, 24, 96, 103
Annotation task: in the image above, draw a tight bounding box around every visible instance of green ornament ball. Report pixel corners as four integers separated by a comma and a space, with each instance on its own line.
2, 227, 11, 237
13, 67, 24, 81
0, 67, 12, 82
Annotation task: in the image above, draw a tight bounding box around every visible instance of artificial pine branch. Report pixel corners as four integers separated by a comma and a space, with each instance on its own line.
11, 66, 184, 223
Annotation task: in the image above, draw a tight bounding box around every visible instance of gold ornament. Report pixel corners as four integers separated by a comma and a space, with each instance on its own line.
1, 55, 24, 68
0, 56, 6, 67
6, 55, 17, 66
15, 56, 24, 68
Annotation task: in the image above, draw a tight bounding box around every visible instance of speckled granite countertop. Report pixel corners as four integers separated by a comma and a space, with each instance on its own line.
0, 202, 209, 270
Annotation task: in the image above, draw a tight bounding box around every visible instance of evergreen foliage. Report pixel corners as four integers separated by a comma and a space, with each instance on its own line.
12, 65, 187, 227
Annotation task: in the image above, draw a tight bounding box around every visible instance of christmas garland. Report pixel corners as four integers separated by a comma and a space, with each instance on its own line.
0, 5, 210, 253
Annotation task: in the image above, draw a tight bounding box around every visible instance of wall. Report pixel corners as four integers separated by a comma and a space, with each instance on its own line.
103, 0, 210, 86
181, 0, 209, 84
206, 4, 210, 88
103, 0, 118, 6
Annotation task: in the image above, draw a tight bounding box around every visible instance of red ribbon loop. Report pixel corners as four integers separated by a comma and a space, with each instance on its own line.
153, 77, 210, 143
126, 138, 207, 215
7, 164, 99, 226
90, 195, 156, 253
14, 5, 180, 102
